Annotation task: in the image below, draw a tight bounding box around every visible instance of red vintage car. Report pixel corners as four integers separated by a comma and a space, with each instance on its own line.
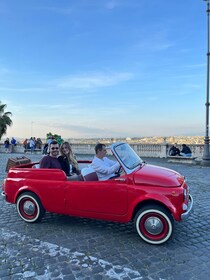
1, 142, 193, 245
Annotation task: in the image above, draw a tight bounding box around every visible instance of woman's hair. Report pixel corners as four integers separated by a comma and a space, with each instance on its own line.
60, 141, 79, 169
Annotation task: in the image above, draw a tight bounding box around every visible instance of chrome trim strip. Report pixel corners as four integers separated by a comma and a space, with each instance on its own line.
114, 178, 126, 182
181, 194, 193, 220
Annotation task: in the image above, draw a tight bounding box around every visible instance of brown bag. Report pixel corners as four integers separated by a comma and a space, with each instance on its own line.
5, 157, 31, 172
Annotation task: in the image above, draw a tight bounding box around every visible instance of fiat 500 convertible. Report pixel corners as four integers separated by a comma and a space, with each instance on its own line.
1, 142, 193, 245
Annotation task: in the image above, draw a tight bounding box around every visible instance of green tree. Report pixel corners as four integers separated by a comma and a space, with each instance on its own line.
46, 132, 64, 145
0, 101, 13, 140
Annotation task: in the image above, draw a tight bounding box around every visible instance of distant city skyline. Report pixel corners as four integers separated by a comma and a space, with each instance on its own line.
0, 135, 205, 146
0, 1, 207, 139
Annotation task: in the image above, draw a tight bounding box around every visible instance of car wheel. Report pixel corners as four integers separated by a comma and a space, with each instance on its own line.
16, 192, 45, 223
134, 204, 174, 245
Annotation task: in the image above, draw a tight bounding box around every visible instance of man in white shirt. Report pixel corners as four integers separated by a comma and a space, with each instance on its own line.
90, 143, 120, 181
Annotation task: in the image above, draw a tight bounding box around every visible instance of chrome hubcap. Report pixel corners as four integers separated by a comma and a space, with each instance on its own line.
23, 201, 35, 215
144, 217, 163, 235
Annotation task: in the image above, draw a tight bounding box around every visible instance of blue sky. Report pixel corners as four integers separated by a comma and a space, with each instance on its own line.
0, 0, 207, 139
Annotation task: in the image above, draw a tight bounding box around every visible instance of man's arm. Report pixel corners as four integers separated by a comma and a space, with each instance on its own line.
91, 158, 120, 175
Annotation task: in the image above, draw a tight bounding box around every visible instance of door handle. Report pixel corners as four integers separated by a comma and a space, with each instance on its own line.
114, 178, 126, 182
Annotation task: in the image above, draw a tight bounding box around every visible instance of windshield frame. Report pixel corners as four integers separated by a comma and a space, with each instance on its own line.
109, 142, 144, 175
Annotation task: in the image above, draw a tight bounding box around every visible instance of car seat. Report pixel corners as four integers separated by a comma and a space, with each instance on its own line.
81, 167, 98, 181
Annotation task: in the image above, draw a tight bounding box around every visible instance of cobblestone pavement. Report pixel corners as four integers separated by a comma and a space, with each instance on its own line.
0, 153, 210, 280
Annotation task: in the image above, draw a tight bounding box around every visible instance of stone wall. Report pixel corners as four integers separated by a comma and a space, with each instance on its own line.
0, 143, 204, 159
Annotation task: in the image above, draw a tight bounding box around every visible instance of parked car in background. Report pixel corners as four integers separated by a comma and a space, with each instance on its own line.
1, 142, 193, 245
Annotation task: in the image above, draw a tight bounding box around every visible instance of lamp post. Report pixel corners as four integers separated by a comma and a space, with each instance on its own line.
202, 0, 210, 166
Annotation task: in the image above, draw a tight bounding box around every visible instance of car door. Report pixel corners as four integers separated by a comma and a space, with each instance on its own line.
64, 176, 128, 216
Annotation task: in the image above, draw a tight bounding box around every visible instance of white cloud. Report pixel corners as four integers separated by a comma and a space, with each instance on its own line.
183, 63, 205, 69
0, 87, 48, 92
105, 1, 118, 10
134, 40, 173, 52
39, 6, 73, 15
0, 67, 9, 74
55, 72, 133, 89
133, 26, 174, 53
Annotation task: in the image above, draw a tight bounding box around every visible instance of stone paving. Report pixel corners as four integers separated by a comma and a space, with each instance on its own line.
0, 153, 210, 280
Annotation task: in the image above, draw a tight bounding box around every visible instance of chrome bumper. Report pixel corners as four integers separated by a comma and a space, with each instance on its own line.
1, 191, 6, 200
181, 194, 193, 220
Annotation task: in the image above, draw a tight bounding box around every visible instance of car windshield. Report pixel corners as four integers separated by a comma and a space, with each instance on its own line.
114, 143, 143, 169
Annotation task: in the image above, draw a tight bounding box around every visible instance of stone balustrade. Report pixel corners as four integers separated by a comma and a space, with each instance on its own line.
0, 143, 204, 159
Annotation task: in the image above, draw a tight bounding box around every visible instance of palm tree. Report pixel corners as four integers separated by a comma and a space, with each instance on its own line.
0, 101, 13, 140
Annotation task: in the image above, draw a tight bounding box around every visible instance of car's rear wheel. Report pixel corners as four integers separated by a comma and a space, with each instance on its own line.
134, 204, 174, 245
16, 192, 45, 223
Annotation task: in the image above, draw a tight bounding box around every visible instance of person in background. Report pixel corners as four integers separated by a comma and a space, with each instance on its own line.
90, 143, 120, 181
42, 141, 48, 155
169, 143, 180, 156
180, 144, 192, 157
58, 141, 80, 176
42, 136, 53, 155
29, 137, 35, 153
23, 138, 28, 150
4, 138, 10, 153
36, 138, 42, 149
11, 137, 17, 153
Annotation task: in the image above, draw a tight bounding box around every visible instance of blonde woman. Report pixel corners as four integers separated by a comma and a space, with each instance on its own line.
58, 141, 80, 176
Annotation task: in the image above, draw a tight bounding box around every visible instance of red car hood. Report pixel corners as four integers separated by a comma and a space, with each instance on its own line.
133, 164, 184, 187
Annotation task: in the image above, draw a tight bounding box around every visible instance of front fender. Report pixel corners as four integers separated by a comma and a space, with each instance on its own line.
129, 193, 179, 221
